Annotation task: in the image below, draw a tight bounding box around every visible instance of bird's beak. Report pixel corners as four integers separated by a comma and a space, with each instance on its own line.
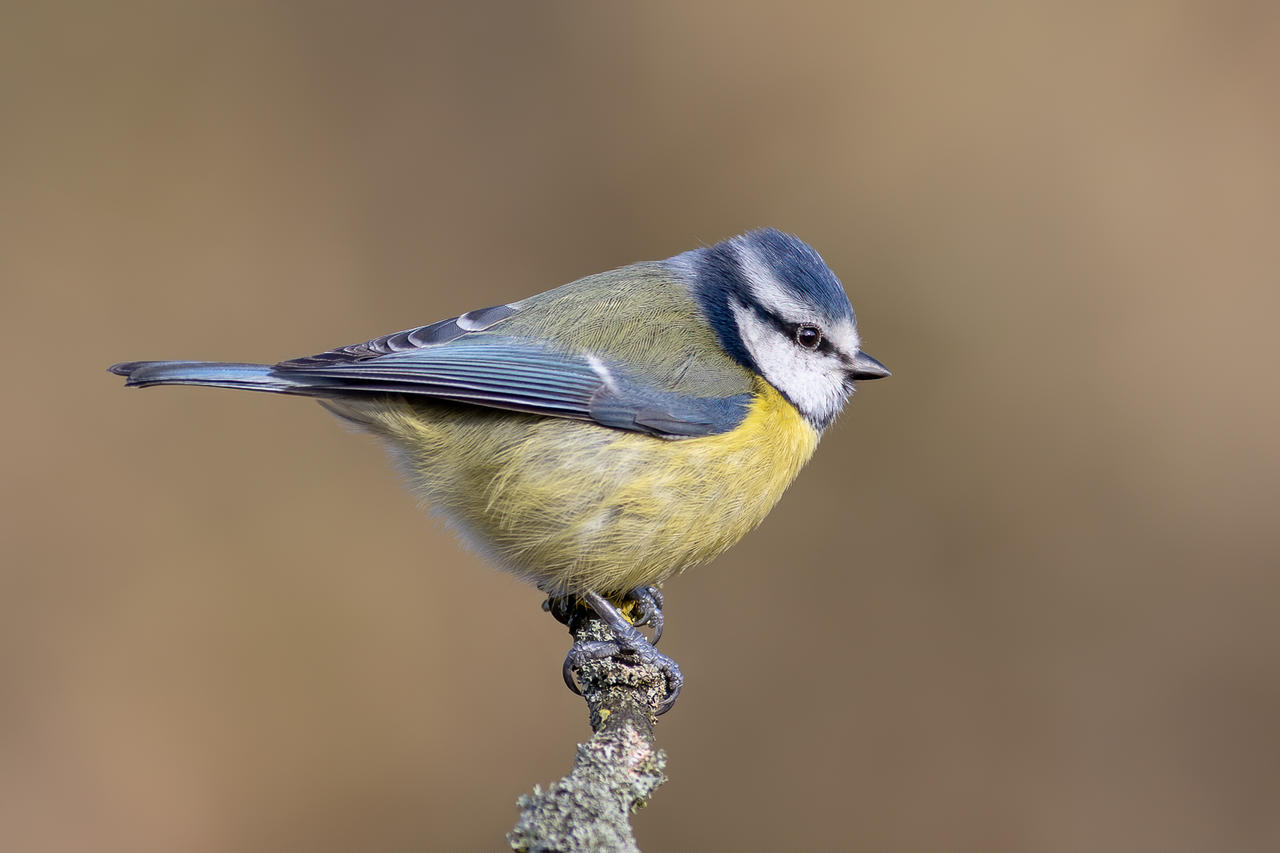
849, 351, 891, 381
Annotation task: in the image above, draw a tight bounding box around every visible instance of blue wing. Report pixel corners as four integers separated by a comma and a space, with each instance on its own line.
113, 329, 752, 439
276, 338, 751, 438
113, 282, 756, 439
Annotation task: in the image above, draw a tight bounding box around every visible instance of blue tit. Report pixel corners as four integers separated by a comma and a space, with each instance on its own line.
111, 228, 889, 712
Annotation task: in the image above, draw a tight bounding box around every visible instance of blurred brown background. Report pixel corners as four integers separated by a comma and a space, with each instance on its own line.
3, 2, 1279, 851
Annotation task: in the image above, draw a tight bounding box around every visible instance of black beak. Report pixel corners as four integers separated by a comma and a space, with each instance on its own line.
849, 351, 891, 381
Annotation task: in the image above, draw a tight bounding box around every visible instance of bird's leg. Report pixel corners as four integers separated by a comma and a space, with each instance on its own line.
557, 590, 683, 715
546, 585, 665, 644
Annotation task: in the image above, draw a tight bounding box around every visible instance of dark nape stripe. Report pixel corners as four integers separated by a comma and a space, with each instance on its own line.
688, 243, 760, 375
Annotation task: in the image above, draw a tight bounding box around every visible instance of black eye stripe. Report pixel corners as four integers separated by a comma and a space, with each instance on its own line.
748, 305, 835, 354
754, 306, 801, 337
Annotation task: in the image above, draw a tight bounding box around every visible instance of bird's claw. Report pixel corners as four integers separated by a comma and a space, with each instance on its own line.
562, 639, 619, 694
561, 636, 683, 715
557, 589, 682, 714
622, 584, 665, 645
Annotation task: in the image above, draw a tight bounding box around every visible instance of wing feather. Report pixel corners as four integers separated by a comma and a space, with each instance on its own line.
274, 338, 749, 438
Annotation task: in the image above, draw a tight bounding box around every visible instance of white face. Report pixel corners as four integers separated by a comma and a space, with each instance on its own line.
731, 241, 862, 428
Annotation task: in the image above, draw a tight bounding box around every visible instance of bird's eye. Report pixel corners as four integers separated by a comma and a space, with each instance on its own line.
794, 324, 823, 350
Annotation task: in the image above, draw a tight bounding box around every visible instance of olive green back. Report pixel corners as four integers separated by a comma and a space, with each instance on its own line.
479, 262, 753, 398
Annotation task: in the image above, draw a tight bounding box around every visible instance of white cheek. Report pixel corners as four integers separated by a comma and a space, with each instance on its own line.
731, 304, 846, 424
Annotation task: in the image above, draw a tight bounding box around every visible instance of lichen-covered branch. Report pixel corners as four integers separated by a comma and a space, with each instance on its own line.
508, 611, 669, 853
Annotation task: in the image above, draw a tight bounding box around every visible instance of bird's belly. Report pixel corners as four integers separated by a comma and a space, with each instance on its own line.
350, 382, 820, 597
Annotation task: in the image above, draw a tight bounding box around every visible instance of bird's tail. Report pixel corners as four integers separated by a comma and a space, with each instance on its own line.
108, 361, 311, 394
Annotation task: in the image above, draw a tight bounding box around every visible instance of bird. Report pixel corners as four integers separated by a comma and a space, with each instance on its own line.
110, 228, 889, 713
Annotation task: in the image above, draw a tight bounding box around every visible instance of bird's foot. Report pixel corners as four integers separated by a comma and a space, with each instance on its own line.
620, 584, 665, 644
557, 590, 683, 715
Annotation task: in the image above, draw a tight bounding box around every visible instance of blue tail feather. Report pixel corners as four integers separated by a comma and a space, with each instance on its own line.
108, 361, 304, 393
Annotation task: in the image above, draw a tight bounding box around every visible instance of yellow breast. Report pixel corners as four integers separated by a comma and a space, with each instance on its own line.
334, 380, 820, 597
